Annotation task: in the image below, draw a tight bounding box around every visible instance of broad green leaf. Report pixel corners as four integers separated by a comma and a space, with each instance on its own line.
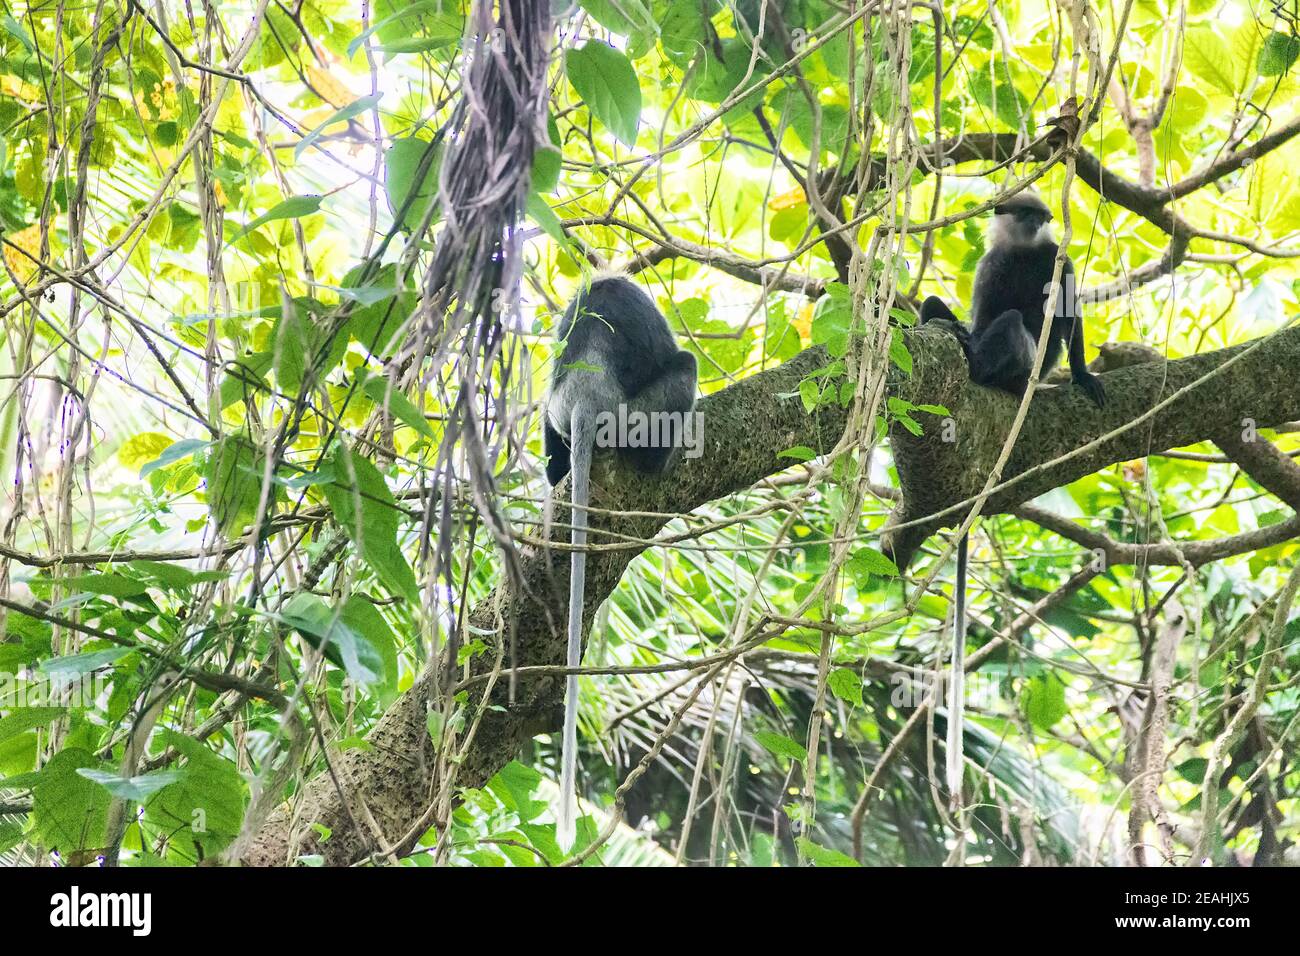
346, 0, 463, 58
796, 837, 861, 867
40, 646, 132, 679
827, 668, 864, 708
144, 732, 246, 859
341, 595, 400, 701
204, 434, 276, 534
228, 194, 323, 245
281, 592, 384, 686
139, 438, 209, 477
0, 707, 65, 745
566, 42, 642, 147
31, 748, 111, 852
356, 369, 436, 439
59, 572, 149, 599
323, 444, 419, 604
385, 137, 443, 233
754, 730, 807, 763
777, 446, 816, 462
527, 192, 568, 246
119, 432, 177, 472
1259, 31, 1300, 77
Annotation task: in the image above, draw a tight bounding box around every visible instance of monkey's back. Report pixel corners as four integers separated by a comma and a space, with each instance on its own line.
971, 239, 1075, 336
553, 276, 682, 396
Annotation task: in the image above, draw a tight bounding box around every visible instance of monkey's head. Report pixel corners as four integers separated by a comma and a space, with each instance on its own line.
989, 191, 1054, 246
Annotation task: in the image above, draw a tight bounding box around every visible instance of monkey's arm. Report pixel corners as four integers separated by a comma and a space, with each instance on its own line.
1063, 262, 1107, 408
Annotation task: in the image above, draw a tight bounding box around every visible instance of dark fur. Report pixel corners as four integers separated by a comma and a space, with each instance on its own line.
543, 274, 697, 847
921, 193, 1106, 408
545, 277, 698, 484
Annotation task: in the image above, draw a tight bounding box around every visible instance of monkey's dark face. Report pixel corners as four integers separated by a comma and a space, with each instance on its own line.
990, 200, 1054, 246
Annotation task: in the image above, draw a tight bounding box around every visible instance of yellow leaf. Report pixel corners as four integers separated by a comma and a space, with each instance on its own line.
769, 186, 806, 211
307, 64, 354, 110
118, 432, 176, 472
792, 302, 814, 340
3, 224, 41, 283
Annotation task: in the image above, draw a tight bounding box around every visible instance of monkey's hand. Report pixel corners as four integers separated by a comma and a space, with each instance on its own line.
1073, 371, 1107, 408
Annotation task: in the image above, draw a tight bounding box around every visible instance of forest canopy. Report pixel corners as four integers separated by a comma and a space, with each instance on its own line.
1, 0, 1299, 868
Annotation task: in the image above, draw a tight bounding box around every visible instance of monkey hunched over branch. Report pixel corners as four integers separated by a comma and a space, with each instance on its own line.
544, 274, 698, 849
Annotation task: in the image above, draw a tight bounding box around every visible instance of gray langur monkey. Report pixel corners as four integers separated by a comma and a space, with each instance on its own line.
916, 191, 1108, 808
544, 273, 698, 848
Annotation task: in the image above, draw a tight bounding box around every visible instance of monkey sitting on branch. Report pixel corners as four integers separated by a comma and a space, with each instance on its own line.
543, 274, 698, 849
906, 190, 1108, 810
919, 191, 1107, 409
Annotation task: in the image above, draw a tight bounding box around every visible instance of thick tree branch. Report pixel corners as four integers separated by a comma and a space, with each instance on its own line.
242, 320, 1300, 865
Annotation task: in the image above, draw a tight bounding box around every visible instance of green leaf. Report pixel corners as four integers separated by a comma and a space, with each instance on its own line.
385, 137, 443, 233
144, 732, 245, 859
295, 94, 383, 161
129, 560, 229, 590
139, 438, 209, 477
1021, 674, 1068, 730
59, 572, 149, 599
798, 378, 820, 413
228, 194, 323, 245
281, 592, 384, 686
323, 444, 419, 604
566, 42, 642, 147
2, 14, 35, 54
811, 289, 853, 357
204, 433, 276, 534
339, 594, 399, 702
796, 837, 860, 867
343, 262, 416, 357
31, 748, 111, 851
40, 646, 132, 679
847, 547, 900, 584
76, 768, 185, 801
220, 351, 274, 409
754, 730, 807, 763
1176, 757, 1210, 784
777, 445, 816, 462
531, 146, 562, 194
356, 370, 436, 440
827, 668, 864, 708
346, 0, 462, 58
375, 36, 456, 55
526, 191, 568, 246
1258, 31, 1300, 77
0, 707, 65, 745
889, 327, 913, 375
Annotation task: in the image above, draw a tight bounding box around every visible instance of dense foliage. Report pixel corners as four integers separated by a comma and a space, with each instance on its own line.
0, 0, 1298, 867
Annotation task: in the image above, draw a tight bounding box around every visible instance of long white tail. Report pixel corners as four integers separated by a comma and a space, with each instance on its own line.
945, 535, 968, 810
557, 405, 595, 850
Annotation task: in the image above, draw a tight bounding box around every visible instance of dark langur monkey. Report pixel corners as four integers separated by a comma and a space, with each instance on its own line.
920, 191, 1107, 408
917, 193, 1107, 804
544, 274, 698, 848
